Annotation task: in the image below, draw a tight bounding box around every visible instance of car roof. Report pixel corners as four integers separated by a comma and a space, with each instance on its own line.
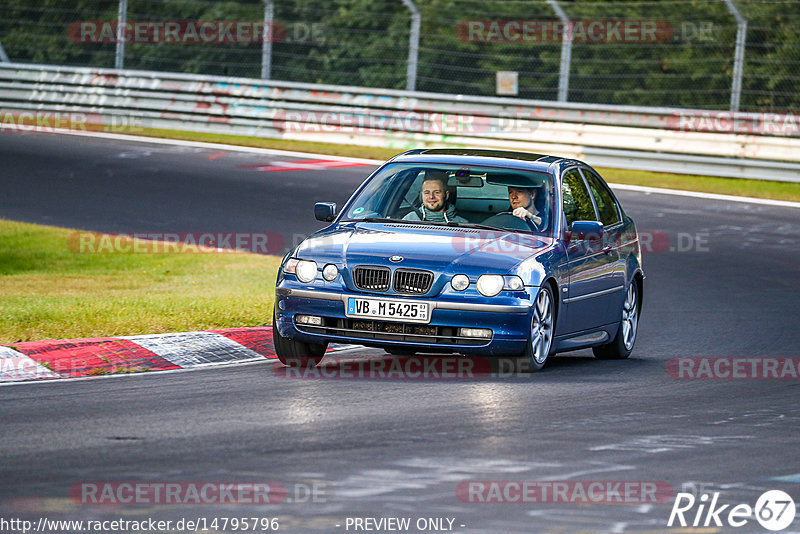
389, 148, 578, 173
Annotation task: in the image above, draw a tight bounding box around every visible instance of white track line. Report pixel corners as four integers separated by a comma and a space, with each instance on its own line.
609, 183, 800, 209
52, 128, 383, 164
35, 129, 800, 208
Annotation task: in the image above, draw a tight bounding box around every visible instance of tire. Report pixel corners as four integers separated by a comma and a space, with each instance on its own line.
523, 285, 555, 372
272, 310, 327, 368
593, 279, 639, 360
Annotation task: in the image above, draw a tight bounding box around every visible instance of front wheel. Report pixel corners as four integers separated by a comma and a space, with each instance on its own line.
523, 285, 555, 372
593, 280, 639, 360
272, 310, 327, 367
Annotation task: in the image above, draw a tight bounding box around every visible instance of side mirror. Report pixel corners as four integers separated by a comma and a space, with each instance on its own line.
314, 202, 337, 222
567, 220, 604, 241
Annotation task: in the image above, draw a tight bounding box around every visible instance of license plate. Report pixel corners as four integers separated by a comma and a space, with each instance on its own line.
347, 297, 430, 323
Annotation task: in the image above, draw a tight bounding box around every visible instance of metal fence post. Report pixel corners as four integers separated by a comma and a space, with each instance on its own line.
0, 42, 9, 62
723, 0, 747, 112
401, 0, 420, 91
115, 0, 127, 69
547, 0, 572, 102
262, 0, 274, 79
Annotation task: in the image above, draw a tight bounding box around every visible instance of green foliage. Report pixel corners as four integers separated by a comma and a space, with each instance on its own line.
0, 0, 797, 111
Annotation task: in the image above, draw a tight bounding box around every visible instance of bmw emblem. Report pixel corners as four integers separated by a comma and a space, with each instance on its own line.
389, 255, 403, 263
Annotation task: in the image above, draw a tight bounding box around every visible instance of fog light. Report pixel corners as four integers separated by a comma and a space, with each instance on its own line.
296, 315, 323, 326
322, 263, 339, 281
459, 327, 492, 339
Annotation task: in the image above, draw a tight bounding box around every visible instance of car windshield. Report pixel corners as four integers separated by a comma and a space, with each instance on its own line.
341, 163, 555, 235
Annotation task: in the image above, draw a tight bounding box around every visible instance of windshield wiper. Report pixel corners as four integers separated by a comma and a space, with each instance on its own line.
360, 218, 509, 233
443, 220, 549, 236
438, 221, 505, 232
360, 217, 417, 224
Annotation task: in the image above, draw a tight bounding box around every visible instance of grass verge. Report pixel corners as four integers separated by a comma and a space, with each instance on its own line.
127, 127, 800, 202
0, 219, 280, 344
599, 167, 800, 202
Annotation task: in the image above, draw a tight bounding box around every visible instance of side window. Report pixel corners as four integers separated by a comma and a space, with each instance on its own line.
403, 171, 426, 205
582, 169, 621, 227
561, 169, 596, 226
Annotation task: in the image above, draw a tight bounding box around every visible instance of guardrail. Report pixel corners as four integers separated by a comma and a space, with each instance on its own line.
1, 62, 799, 182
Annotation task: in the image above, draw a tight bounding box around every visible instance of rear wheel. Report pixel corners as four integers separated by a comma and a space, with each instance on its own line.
272, 310, 327, 367
523, 285, 555, 372
593, 280, 639, 360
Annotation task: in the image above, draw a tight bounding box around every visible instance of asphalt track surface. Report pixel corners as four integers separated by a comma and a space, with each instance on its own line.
1, 131, 799, 533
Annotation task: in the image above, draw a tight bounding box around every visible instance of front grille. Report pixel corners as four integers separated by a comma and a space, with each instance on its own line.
296, 318, 490, 346
353, 266, 390, 291
393, 269, 433, 294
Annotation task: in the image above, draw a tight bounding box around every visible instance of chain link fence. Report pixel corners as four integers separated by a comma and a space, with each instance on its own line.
1, 0, 798, 112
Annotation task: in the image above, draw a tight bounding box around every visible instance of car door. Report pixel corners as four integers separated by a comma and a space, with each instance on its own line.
560, 168, 620, 333
580, 167, 627, 309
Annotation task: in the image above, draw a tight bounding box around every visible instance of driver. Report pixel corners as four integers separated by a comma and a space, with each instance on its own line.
403, 170, 467, 223
508, 186, 543, 226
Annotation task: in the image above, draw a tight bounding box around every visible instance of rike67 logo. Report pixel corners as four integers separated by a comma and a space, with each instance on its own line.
668, 490, 796, 531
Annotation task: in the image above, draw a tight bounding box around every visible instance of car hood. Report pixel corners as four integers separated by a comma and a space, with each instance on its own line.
294, 222, 554, 275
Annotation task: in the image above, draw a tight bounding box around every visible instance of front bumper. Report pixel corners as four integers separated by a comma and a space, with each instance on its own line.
274, 286, 534, 356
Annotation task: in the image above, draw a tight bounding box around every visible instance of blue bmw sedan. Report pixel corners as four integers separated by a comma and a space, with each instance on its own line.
273, 149, 643, 371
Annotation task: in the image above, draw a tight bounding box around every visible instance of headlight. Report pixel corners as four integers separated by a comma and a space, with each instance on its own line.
287, 259, 318, 282
295, 260, 318, 282
322, 263, 339, 281
451, 274, 469, 291
477, 274, 504, 297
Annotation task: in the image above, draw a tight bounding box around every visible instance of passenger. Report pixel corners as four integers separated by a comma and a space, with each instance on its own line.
508, 186, 543, 226
403, 170, 467, 223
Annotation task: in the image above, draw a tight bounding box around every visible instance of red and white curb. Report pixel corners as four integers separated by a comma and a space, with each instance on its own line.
0, 346, 61, 381
1, 327, 351, 383
237, 159, 373, 172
